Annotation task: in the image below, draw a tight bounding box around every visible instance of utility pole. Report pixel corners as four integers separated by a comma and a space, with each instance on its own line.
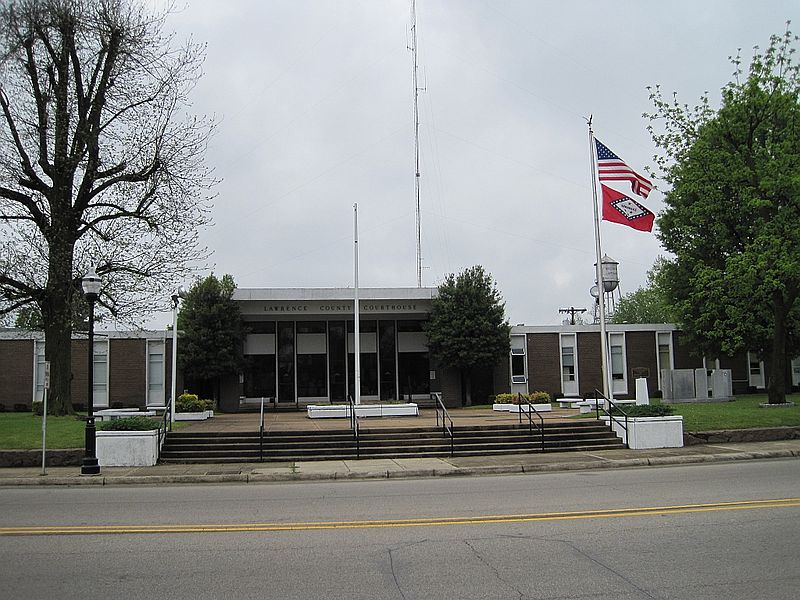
559, 307, 587, 325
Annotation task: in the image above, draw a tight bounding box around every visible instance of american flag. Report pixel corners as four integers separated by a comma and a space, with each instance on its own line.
594, 139, 652, 199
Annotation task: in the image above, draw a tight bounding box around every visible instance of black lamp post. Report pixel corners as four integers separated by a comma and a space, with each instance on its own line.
81, 267, 101, 476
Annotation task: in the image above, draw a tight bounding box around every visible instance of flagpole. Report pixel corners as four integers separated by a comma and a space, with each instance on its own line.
587, 118, 611, 400
353, 203, 361, 406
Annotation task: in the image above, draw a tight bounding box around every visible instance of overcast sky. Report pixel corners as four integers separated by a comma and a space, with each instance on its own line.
146, 0, 799, 328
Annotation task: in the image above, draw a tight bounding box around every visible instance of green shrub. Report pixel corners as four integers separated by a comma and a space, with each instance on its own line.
494, 392, 551, 405
611, 404, 674, 417
176, 392, 206, 413
32, 401, 43, 416
529, 390, 551, 403
98, 416, 161, 431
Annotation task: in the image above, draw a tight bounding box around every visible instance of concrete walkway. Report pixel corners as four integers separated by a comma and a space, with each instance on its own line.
2, 439, 799, 487
179, 407, 579, 433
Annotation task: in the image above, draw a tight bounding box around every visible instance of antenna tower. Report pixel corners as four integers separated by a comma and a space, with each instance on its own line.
411, 0, 422, 287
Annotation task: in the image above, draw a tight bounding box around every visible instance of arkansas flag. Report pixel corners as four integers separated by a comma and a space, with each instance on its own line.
601, 184, 654, 232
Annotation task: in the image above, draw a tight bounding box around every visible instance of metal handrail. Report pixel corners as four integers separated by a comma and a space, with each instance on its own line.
259, 396, 267, 462
432, 392, 454, 457
156, 401, 171, 462
348, 395, 360, 458
594, 389, 629, 448
517, 393, 545, 452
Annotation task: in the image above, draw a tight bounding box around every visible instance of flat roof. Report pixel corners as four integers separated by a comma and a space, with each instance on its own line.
511, 323, 679, 334
0, 329, 170, 340
233, 287, 437, 302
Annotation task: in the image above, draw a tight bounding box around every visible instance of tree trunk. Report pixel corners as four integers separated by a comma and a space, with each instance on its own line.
42, 236, 77, 416
767, 293, 788, 405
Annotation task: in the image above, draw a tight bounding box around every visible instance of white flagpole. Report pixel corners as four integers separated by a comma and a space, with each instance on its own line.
588, 118, 611, 400
353, 203, 361, 406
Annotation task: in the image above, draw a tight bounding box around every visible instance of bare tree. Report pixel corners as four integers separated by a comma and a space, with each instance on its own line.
0, 0, 215, 414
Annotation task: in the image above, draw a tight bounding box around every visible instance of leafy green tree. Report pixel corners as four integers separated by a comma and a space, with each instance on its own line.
645, 27, 800, 404
177, 274, 244, 402
613, 257, 676, 324
0, 0, 214, 414
426, 265, 510, 405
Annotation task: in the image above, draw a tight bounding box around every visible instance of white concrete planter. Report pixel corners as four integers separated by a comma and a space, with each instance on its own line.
205, 410, 215, 418
307, 403, 419, 418
175, 411, 209, 421
96, 429, 160, 467
602, 415, 684, 449
492, 403, 552, 413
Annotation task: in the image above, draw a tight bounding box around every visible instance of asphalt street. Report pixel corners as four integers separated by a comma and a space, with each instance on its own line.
1, 459, 799, 599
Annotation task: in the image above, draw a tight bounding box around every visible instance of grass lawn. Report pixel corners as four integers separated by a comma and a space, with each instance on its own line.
0, 412, 87, 449
572, 393, 800, 431
668, 394, 800, 432
0, 412, 186, 449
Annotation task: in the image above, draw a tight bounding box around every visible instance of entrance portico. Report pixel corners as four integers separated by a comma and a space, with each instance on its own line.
233, 288, 439, 409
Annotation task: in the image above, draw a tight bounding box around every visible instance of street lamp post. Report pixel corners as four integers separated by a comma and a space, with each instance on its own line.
170, 287, 187, 426
81, 267, 101, 476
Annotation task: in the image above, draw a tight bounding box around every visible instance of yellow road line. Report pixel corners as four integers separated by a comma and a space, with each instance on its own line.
2, 497, 799, 537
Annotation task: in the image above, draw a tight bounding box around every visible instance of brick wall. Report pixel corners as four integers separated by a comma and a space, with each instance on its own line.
0, 340, 34, 409
66, 338, 155, 409
528, 333, 561, 398
577, 332, 602, 397
717, 353, 749, 393
439, 366, 462, 408
626, 331, 658, 396
70, 339, 88, 408
493, 356, 510, 396
109, 339, 147, 407
672, 331, 701, 369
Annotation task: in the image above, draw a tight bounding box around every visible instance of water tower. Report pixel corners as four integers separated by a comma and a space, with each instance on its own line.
591, 255, 620, 323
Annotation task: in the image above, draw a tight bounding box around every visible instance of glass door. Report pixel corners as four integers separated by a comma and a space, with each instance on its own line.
277, 321, 296, 406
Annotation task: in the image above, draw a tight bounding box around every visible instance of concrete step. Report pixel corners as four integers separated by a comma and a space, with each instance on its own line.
159, 420, 625, 463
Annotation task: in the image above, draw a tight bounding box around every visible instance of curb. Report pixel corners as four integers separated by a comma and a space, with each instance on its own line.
1, 449, 797, 487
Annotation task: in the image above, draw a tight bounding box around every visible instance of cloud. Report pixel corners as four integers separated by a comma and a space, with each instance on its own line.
141, 0, 800, 328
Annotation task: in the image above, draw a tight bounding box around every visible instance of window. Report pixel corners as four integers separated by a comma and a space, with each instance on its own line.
296, 321, 325, 334
397, 351, 430, 398
608, 332, 627, 395
562, 347, 575, 381
510, 335, 527, 385
147, 340, 165, 406
511, 353, 526, 384
297, 321, 327, 398
378, 320, 397, 401
397, 320, 424, 332
656, 332, 672, 389
93, 340, 109, 407
749, 356, 761, 376
247, 321, 275, 334
748, 352, 765, 388
328, 321, 347, 402
243, 354, 276, 398
560, 333, 578, 396
296, 354, 327, 397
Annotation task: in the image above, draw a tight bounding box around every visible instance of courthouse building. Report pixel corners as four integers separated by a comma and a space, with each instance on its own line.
229, 287, 442, 411
2, 286, 798, 412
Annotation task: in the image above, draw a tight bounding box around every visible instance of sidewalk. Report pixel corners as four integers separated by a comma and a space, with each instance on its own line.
2, 439, 799, 487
